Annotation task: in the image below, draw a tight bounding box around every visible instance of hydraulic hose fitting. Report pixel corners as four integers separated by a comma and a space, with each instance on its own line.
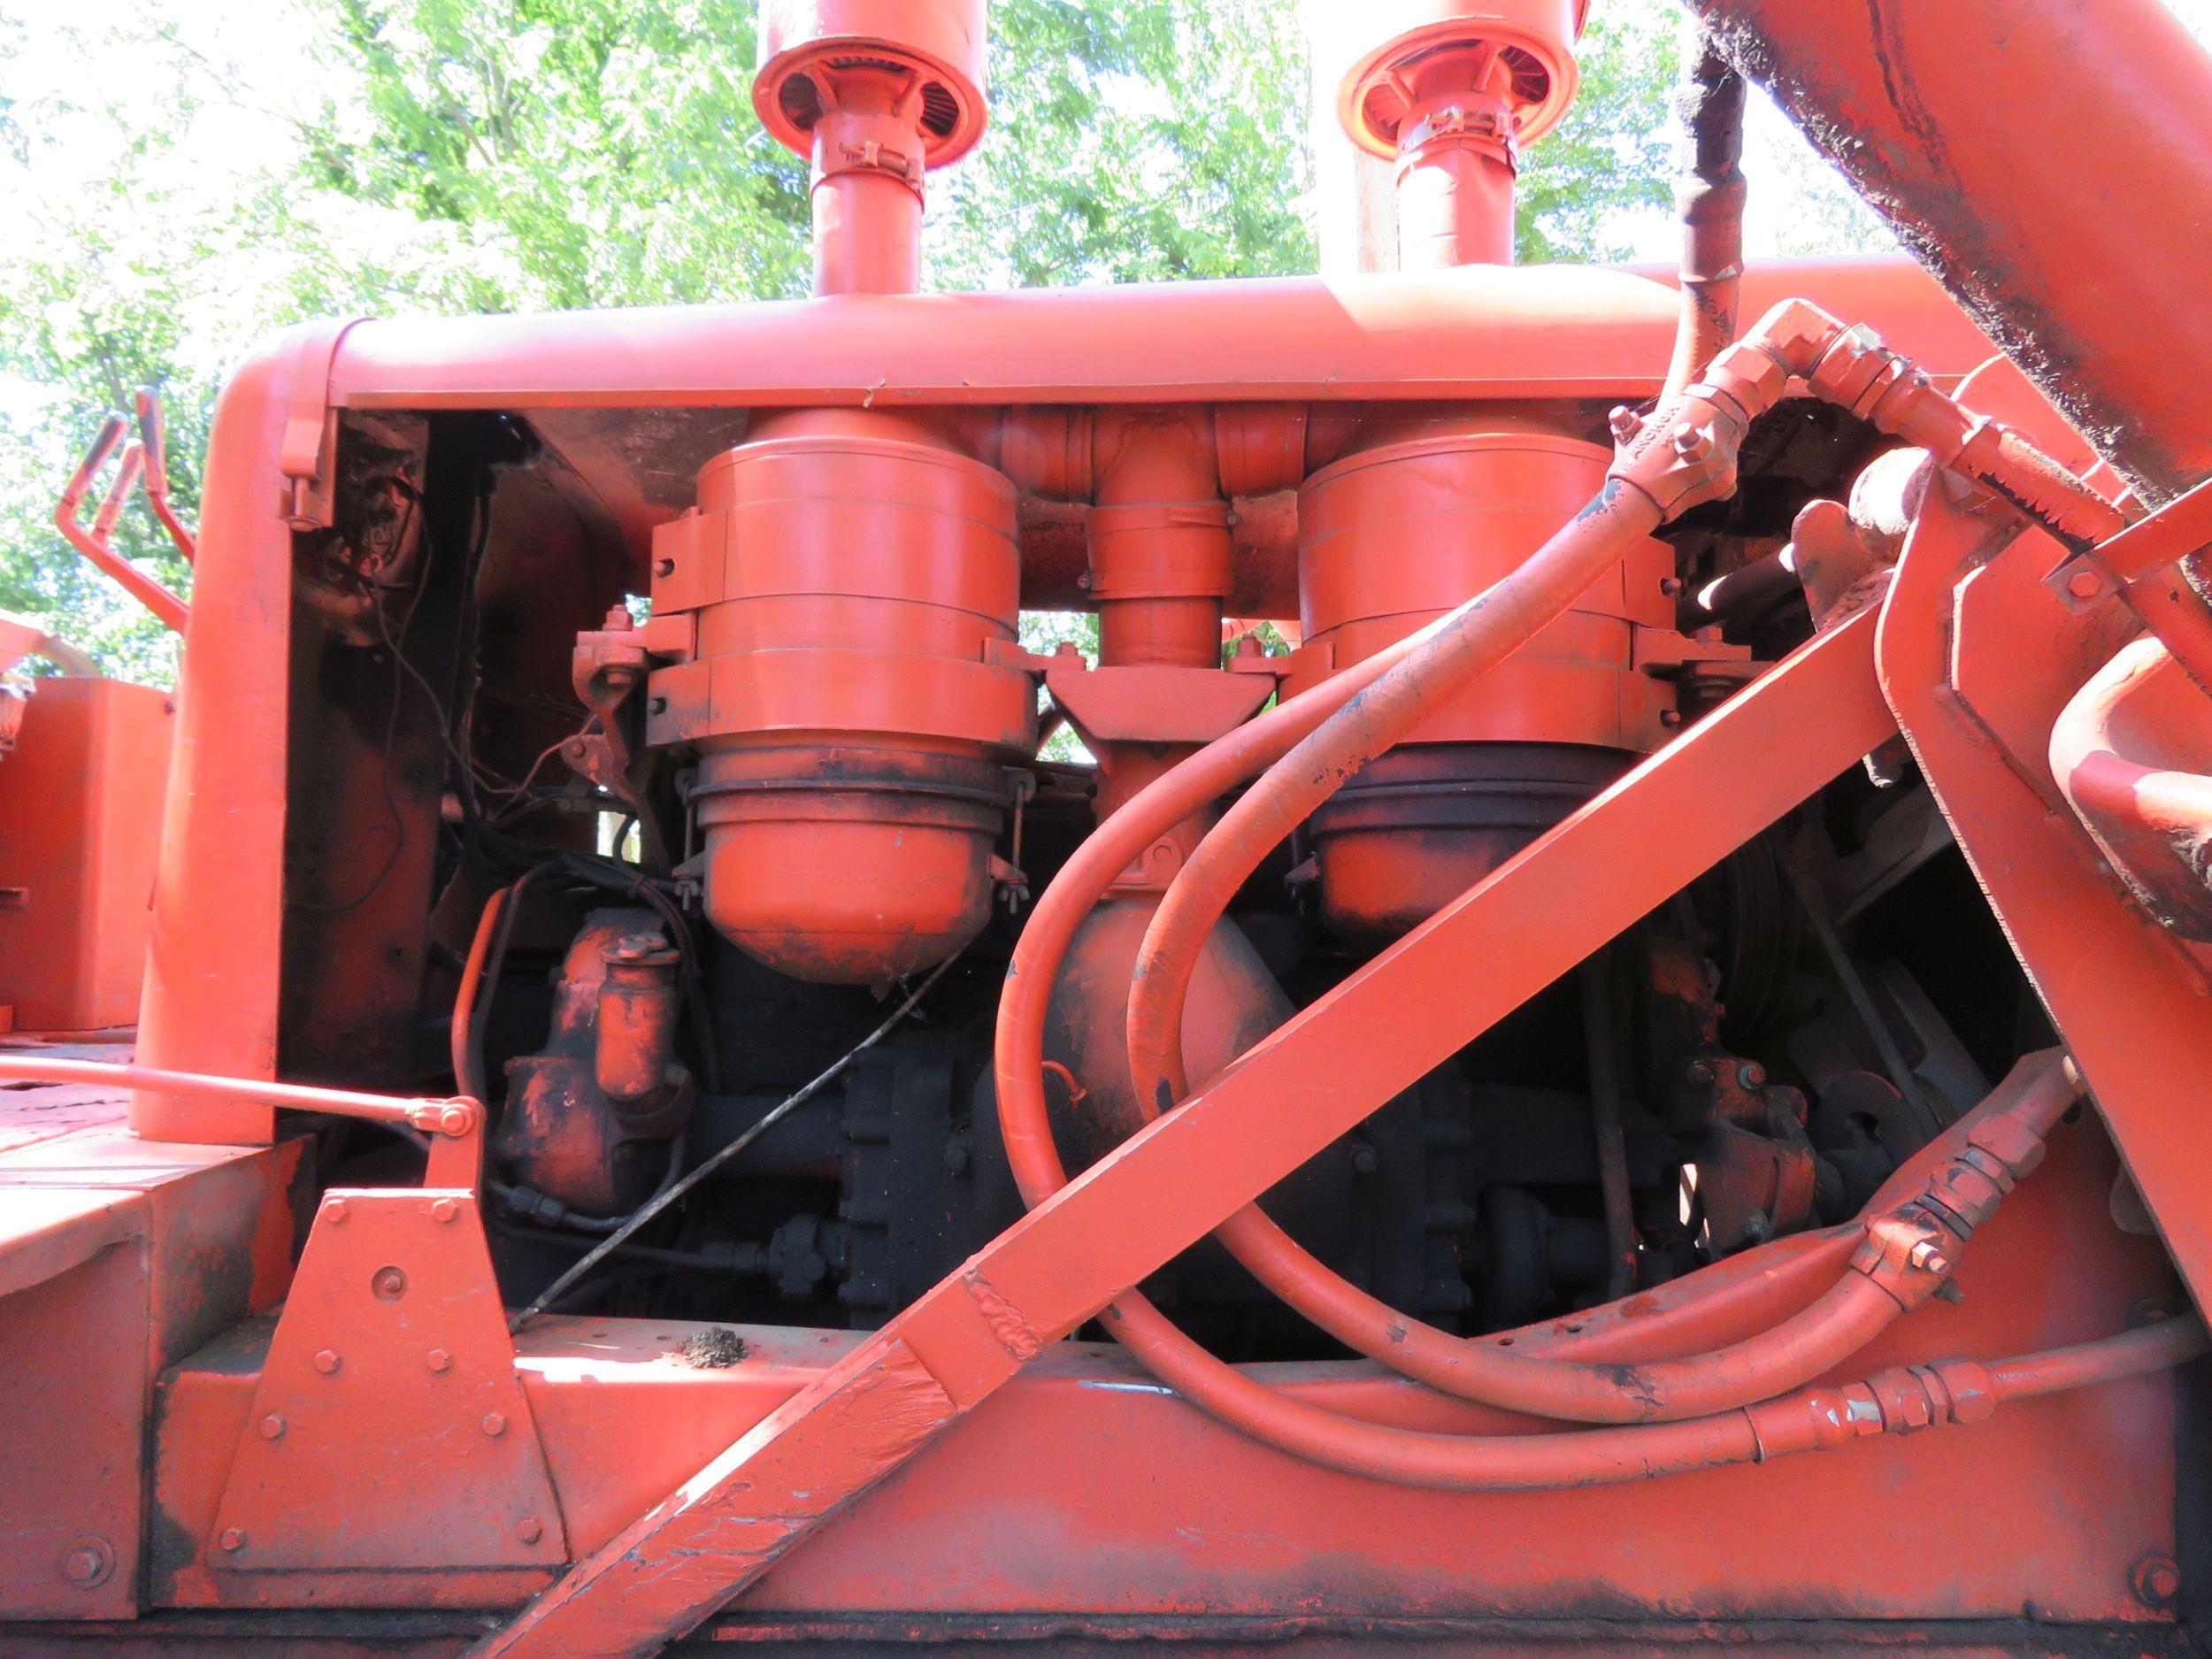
1745, 1357, 1998, 1461
1610, 303, 1839, 519
1851, 1077, 2065, 1310
1608, 380, 1755, 518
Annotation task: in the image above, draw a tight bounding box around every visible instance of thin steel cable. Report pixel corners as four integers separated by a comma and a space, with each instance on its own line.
508, 951, 965, 1330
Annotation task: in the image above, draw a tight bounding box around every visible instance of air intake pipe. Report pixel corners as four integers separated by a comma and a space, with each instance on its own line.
752, 0, 989, 296
1333, 0, 1587, 270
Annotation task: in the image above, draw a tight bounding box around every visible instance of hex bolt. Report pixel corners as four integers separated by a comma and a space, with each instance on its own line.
322, 1198, 348, 1225
1671, 424, 1717, 463
1686, 1059, 1716, 1086
482, 1412, 508, 1437
1608, 404, 1643, 445
1738, 1062, 1765, 1088
426, 1348, 453, 1373
258, 1413, 287, 1440
1907, 1239, 1954, 1278
2066, 568, 2103, 601
431, 1197, 460, 1224
218, 1528, 246, 1552
518, 1517, 545, 1545
312, 1349, 342, 1375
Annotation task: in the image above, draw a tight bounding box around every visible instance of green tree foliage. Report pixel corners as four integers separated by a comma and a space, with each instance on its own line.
933, 0, 1315, 288
303, 0, 811, 308
1518, 3, 1678, 262
0, 0, 1691, 680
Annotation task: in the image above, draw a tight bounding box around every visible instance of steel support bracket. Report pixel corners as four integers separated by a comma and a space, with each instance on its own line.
2043, 476, 2212, 694
209, 1188, 568, 1571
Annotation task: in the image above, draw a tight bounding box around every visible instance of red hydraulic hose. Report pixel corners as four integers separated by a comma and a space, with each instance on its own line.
451, 884, 512, 1103
1116, 322, 1835, 1140
993, 299, 2130, 1477
993, 577, 1563, 1202
1120, 484, 1660, 1116
1128, 314, 2124, 1140
1208, 1054, 2077, 1423
1985, 1319, 2205, 1402
1110, 1301, 2201, 1492
1111, 319, 2131, 1432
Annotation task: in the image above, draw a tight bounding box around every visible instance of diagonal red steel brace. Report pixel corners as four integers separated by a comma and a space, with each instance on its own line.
470, 607, 1897, 1659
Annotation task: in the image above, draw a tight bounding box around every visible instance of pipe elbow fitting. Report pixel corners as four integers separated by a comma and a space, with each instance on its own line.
1611, 306, 1838, 519
1742, 297, 1847, 378
1855, 1075, 2065, 1304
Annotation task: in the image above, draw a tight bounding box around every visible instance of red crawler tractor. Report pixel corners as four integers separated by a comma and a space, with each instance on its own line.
6, 2, 2212, 1656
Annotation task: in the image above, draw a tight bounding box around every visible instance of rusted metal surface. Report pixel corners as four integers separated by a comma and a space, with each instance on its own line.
141, 1103, 2177, 1624
3, 1611, 2196, 1658
496, 911, 692, 1217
